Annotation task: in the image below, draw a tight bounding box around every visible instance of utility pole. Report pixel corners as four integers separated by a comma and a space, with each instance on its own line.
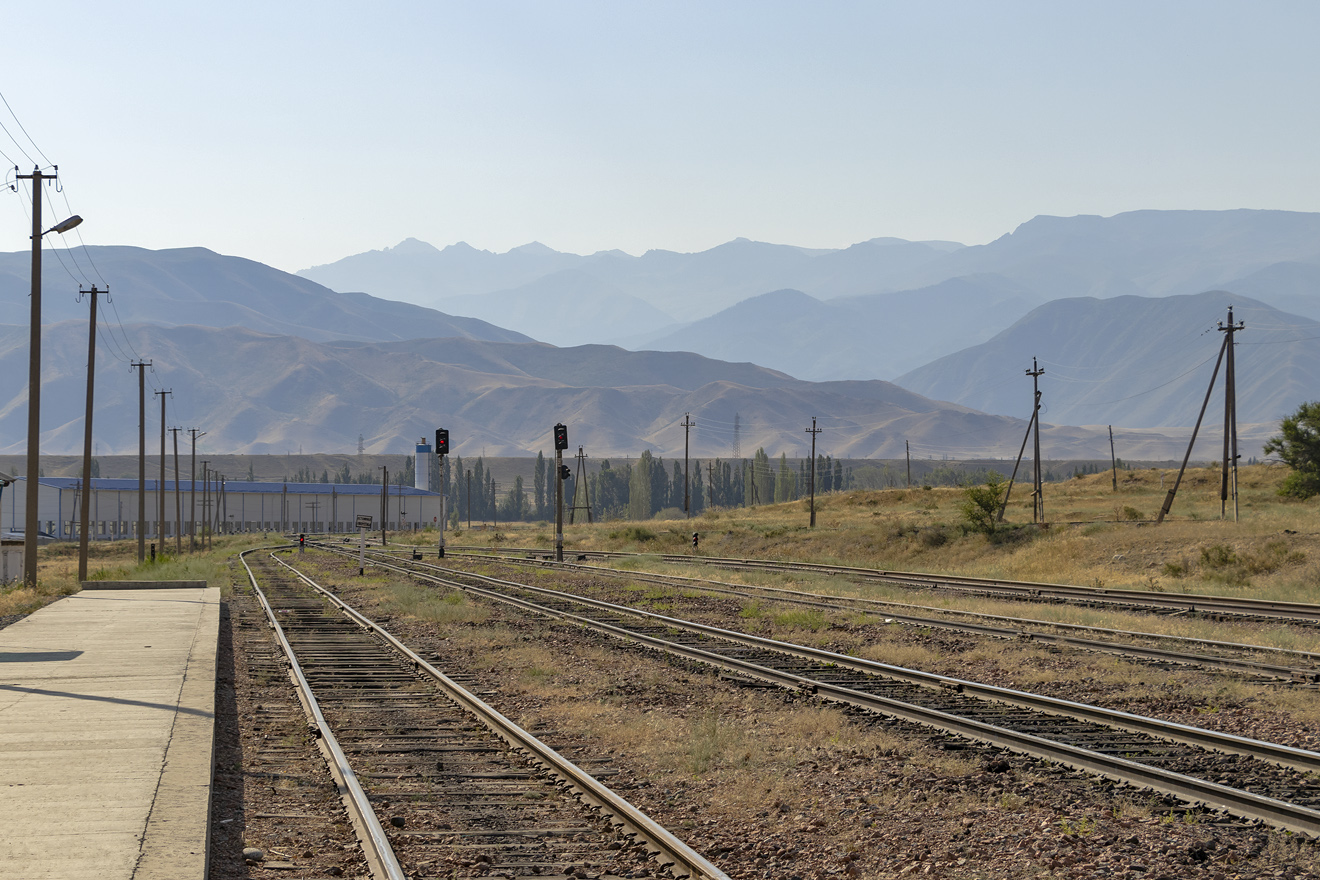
1219, 306, 1245, 521
132, 361, 152, 561
188, 429, 203, 550
77, 286, 104, 583
380, 466, 388, 546
681, 413, 694, 517
169, 427, 182, 555
466, 470, 472, 528
708, 462, 715, 511
1109, 425, 1118, 492
806, 417, 821, 528
19, 168, 81, 587
905, 439, 911, 489
1026, 357, 1045, 524
201, 462, 208, 546
155, 390, 171, 551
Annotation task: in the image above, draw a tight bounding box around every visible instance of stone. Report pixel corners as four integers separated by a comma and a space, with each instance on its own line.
243, 847, 264, 862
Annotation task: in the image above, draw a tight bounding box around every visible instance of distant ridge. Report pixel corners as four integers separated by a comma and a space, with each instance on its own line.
0, 245, 530, 345
895, 291, 1320, 427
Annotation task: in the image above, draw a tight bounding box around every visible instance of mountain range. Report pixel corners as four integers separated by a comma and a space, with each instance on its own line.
0, 321, 1170, 459
0, 246, 526, 345
299, 210, 1320, 383
2, 208, 1314, 461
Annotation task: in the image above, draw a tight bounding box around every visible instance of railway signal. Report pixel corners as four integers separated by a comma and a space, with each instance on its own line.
692, 531, 699, 552
299, 533, 305, 553
553, 423, 568, 561
435, 428, 449, 558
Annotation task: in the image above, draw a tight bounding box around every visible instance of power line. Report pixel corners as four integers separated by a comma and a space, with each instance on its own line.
0, 91, 51, 166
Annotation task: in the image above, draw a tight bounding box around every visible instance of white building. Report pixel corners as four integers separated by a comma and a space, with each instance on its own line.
3, 478, 443, 541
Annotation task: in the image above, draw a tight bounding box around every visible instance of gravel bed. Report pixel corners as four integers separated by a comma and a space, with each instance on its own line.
260, 552, 1320, 880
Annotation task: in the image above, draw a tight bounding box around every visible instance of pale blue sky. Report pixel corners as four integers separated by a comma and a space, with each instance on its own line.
3, 1, 1318, 273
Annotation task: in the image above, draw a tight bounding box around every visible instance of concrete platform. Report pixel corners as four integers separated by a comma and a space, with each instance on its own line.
0, 585, 220, 879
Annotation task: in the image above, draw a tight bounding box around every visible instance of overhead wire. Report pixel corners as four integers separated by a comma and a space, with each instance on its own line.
0, 91, 50, 167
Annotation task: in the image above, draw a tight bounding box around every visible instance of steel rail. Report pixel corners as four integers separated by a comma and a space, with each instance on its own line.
448, 544, 1320, 624
343, 549, 1320, 836
266, 551, 731, 880
240, 548, 408, 880
462, 552, 1320, 682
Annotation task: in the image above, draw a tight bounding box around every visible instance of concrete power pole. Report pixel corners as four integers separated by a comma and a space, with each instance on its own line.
132, 361, 152, 562
188, 429, 203, 551
155, 390, 171, 551
682, 413, 694, 517
169, 427, 182, 555
19, 168, 81, 586
1026, 358, 1045, 524
806, 417, 821, 528
1219, 306, 1245, 521
77, 286, 104, 583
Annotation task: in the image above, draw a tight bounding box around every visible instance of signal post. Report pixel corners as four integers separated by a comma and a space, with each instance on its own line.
554, 423, 568, 562
436, 428, 450, 557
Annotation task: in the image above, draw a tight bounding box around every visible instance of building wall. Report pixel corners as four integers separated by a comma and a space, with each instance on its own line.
4, 480, 443, 540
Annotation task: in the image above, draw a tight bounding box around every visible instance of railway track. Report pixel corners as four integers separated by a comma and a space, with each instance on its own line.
239, 547, 730, 880
447, 551, 1320, 684
441, 545, 1320, 626
325, 545, 1320, 837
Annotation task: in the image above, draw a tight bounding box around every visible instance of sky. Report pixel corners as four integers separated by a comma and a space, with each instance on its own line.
3, 1, 1319, 274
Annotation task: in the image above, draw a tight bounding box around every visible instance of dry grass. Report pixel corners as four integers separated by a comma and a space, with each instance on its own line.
0, 534, 251, 617
375, 579, 489, 626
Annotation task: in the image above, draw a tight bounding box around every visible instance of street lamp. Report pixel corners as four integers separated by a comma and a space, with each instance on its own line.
19, 162, 83, 587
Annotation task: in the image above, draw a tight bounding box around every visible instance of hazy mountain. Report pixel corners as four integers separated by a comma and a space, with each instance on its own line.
0, 322, 1196, 460
892, 209, 1320, 301
637, 276, 1038, 380
0, 246, 530, 345
440, 270, 679, 346
297, 211, 1320, 377
895, 292, 1319, 428
299, 235, 967, 324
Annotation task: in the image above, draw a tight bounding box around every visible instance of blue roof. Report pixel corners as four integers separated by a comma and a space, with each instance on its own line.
29, 478, 436, 496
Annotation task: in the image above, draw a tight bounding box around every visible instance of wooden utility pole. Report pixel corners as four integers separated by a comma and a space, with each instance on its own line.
77, 286, 104, 582
681, 413, 694, 516
132, 361, 151, 561
380, 466, 388, 546
1026, 357, 1045, 523
806, 417, 821, 528
1109, 425, 1118, 491
155, 390, 171, 550
169, 427, 182, 555
905, 439, 911, 488
1219, 306, 1245, 521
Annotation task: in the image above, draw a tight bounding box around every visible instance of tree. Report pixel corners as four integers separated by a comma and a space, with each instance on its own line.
534, 451, 547, 520
960, 473, 1006, 535
1264, 401, 1320, 498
